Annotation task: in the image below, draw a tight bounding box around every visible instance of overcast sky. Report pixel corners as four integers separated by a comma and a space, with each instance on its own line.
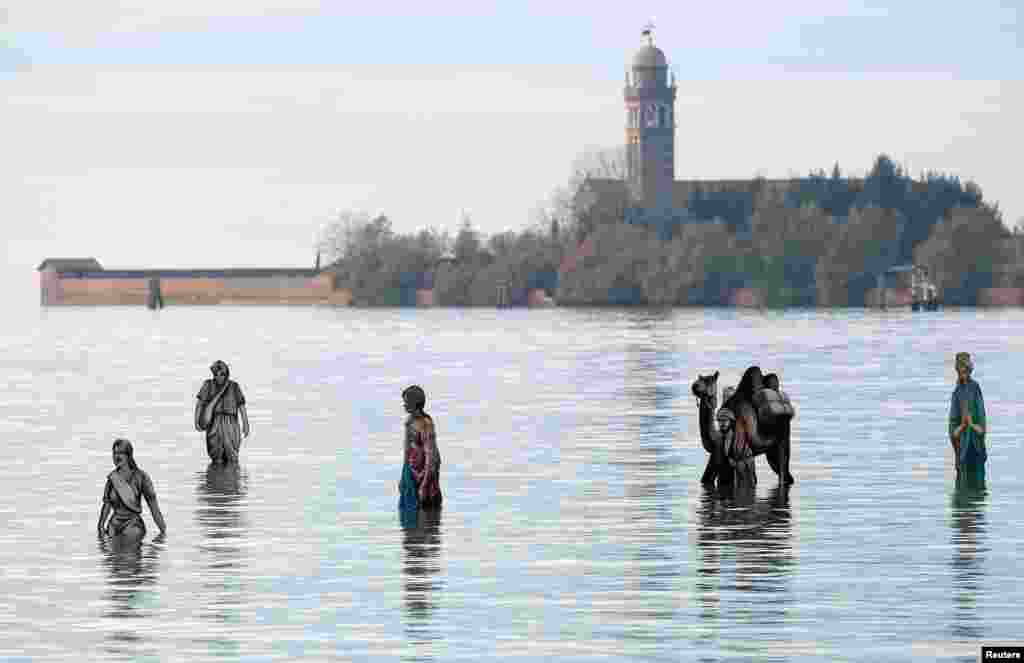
3, 1, 1021, 284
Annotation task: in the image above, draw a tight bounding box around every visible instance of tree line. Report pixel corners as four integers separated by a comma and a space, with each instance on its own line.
316, 209, 567, 307
317, 153, 1024, 307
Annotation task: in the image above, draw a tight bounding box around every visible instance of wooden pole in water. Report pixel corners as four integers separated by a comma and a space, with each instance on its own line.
147, 277, 164, 309
497, 280, 508, 308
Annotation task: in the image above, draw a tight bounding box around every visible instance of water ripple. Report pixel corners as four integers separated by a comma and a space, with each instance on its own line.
0, 306, 1020, 661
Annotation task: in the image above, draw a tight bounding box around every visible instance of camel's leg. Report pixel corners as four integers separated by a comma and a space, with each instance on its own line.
716, 456, 734, 489
700, 455, 718, 485
765, 445, 781, 475
779, 420, 794, 485
766, 445, 789, 483
762, 423, 794, 485
777, 442, 788, 487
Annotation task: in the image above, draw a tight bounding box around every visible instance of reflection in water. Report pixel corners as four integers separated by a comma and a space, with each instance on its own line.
694, 485, 794, 648
399, 507, 443, 657
619, 330, 686, 638
98, 531, 164, 657
194, 462, 249, 656
949, 469, 988, 642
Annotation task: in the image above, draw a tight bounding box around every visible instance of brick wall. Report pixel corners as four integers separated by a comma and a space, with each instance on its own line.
153, 278, 221, 304
39, 268, 62, 305
220, 275, 312, 301
978, 288, 1024, 307
415, 289, 435, 307
328, 288, 353, 306
58, 277, 149, 305
527, 288, 553, 307
729, 288, 764, 308
45, 272, 343, 305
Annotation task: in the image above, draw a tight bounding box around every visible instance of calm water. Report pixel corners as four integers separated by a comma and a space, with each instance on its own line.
1, 305, 1022, 662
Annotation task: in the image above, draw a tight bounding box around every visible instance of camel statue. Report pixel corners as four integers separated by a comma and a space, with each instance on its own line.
691, 371, 732, 488
691, 369, 795, 488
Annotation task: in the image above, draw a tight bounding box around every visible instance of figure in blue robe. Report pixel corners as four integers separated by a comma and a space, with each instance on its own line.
949, 352, 986, 478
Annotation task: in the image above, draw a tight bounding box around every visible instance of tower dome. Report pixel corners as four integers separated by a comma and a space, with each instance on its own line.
623, 23, 676, 211
632, 24, 667, 68
632, 44, 667, 68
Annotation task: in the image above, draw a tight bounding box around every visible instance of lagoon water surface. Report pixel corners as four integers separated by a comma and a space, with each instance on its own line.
1, 306, 1022, 661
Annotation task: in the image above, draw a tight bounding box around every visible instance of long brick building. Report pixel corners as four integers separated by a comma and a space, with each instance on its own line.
38, 258, 351, 306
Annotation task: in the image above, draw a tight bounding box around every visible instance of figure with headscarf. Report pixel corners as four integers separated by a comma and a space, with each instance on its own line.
195, 360, 249, 464
949, 352, 986, 478
714, 401, 757, 489
97, 438, 166, 539
398, 385, 443, 510
722, 368, 762, 479
723, 365, 795, 486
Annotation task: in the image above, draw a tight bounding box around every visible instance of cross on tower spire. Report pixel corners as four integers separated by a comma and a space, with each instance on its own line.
641, 20, 655, 46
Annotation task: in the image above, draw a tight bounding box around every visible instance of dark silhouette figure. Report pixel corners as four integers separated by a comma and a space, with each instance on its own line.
146, 277, 164, 309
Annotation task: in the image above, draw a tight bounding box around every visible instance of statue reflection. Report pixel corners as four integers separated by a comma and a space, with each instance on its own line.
399, 506, 443, 655
620, 381, 684, 627
693, 484, 794, 647
97, 531, 164, 657
619, 326, 687, 633
195, 461, 249, 649
949, 468, 988, 642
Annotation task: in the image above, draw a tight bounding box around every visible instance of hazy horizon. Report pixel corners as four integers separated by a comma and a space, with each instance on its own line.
4, 2, 1021, 277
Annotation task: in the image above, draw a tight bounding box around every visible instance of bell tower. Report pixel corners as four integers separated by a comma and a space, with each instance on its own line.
624, 24, 676, 209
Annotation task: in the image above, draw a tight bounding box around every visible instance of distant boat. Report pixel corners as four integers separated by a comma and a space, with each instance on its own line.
910, 267, 940, 311
882, 264, 940, 311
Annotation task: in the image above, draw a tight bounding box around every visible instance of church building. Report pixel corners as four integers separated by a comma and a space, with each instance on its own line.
575, 26, 796, 235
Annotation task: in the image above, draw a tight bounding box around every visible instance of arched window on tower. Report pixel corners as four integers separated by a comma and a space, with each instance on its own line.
644, 105, 656, 128
659, 106, 667, 128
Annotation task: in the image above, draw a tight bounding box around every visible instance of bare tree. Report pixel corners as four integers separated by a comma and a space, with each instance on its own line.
572, 145, 629, 180
316, 209, 372, 265
915, 206, 1017, 300
816, 207, 905, 306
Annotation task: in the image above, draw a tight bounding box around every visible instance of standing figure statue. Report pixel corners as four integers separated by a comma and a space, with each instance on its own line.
195, 360, 250, 464
398, 385, 443, 511
97, 438, 166, 539
949, 352, 986, 481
